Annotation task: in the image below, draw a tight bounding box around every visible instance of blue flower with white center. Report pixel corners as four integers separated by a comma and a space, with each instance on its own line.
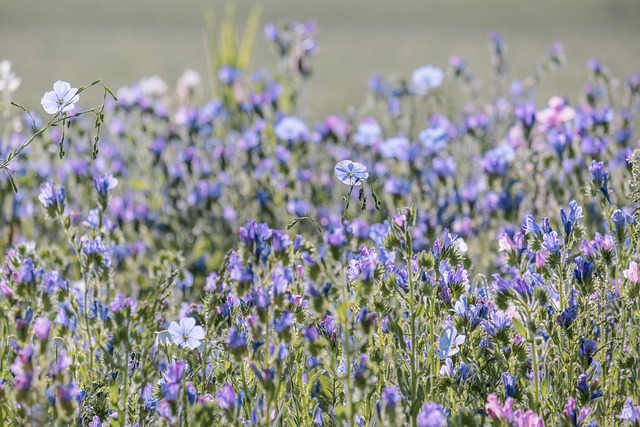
436, 326, 465, 359
334, 160, 369, 186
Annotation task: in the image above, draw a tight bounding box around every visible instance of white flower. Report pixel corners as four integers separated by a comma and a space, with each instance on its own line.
139, 75, 167, 97
354, 118, 382, 146
156, 330, 173, 346
334, 160, 369, 186
177, 68, 202, 102
411, 65, 444, 96
41, 81, 79, 115
0, 60, 21, 93
168, 317, 206, 350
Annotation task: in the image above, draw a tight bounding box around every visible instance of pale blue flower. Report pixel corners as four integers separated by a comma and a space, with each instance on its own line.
380, 136, 410, 160
354, 118, 382, 146
334, 160, 368, 186
274, 116, 308, 142
168, 317, 205, 350
41, 80, 79, 114
436, 326, 465, 359
411, 65, 444, 96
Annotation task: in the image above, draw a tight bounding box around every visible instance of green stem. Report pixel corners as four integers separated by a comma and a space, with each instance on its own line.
59, 212, 95, 372
406, 243, 417, 427
340, 269, 354, 427
531, 336, 540, 410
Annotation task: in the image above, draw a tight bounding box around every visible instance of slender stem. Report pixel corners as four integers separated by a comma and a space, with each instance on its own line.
58, 212, 95, 371
264, 305, 271, 427
340, 269, 354, 427
531, 337, 540, 410
406, 241, 417, 427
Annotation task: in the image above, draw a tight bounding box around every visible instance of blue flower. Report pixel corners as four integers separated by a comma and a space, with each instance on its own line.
93, 173, 118, 197
38, 181, 66, 214
419, 127, 449, 154
502, 372, 517, 397
560, 200, 583, 236
417, 402, 447, 427
215, 382, 236, 410
274, 311, 294, 334
274, 116, 308, 142
334, 160, 368, 186
589, 160, 611, 204
436, 326, 465, 359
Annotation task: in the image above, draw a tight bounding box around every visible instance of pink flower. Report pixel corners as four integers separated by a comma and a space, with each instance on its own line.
623, 261, 639, 284
393, 214, 407, 229
514, 409, 545, 427
498, 233, 515, 253
536, 96, 575, 129
485, 394, 514, 422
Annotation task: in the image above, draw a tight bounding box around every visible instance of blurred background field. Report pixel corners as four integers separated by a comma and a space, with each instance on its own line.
1, 0, 640, 117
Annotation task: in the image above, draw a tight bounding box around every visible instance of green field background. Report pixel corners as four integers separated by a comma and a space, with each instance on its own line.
1, 0, 640, 117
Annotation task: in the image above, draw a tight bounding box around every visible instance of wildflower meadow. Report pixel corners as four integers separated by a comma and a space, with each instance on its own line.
2, 14, 640, 427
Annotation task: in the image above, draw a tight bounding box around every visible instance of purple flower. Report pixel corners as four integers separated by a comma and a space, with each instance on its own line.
381, 386, 403, 412
274, 311, 294, 334
216, 382, 236, 410
38, 181, 66, 213
94, 173, 118, 197
161, 360, 187, 402
417, 402, 447, 427
483, 144, 515, 176
33, 317, 52, 341
619, 397, 640, 424
218, 66, 242, 85
57, 381, 80, 404
226, 327, 247, 353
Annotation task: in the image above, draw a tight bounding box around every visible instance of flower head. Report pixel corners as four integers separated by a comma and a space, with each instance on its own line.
94, 173, 118, 197
168, 317, 205, 350
535, 96, 575, 129
274, 116, 308, 142
215, 382, 236, 410
417, 402, 447, 427
41, 80, 79, 114
411, 65, 444, 96
624, 262, 640, 284
436, 326, 465, 359
334, 160, 369, 186
38, 181, 66, 212
0, 60, 21, 93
